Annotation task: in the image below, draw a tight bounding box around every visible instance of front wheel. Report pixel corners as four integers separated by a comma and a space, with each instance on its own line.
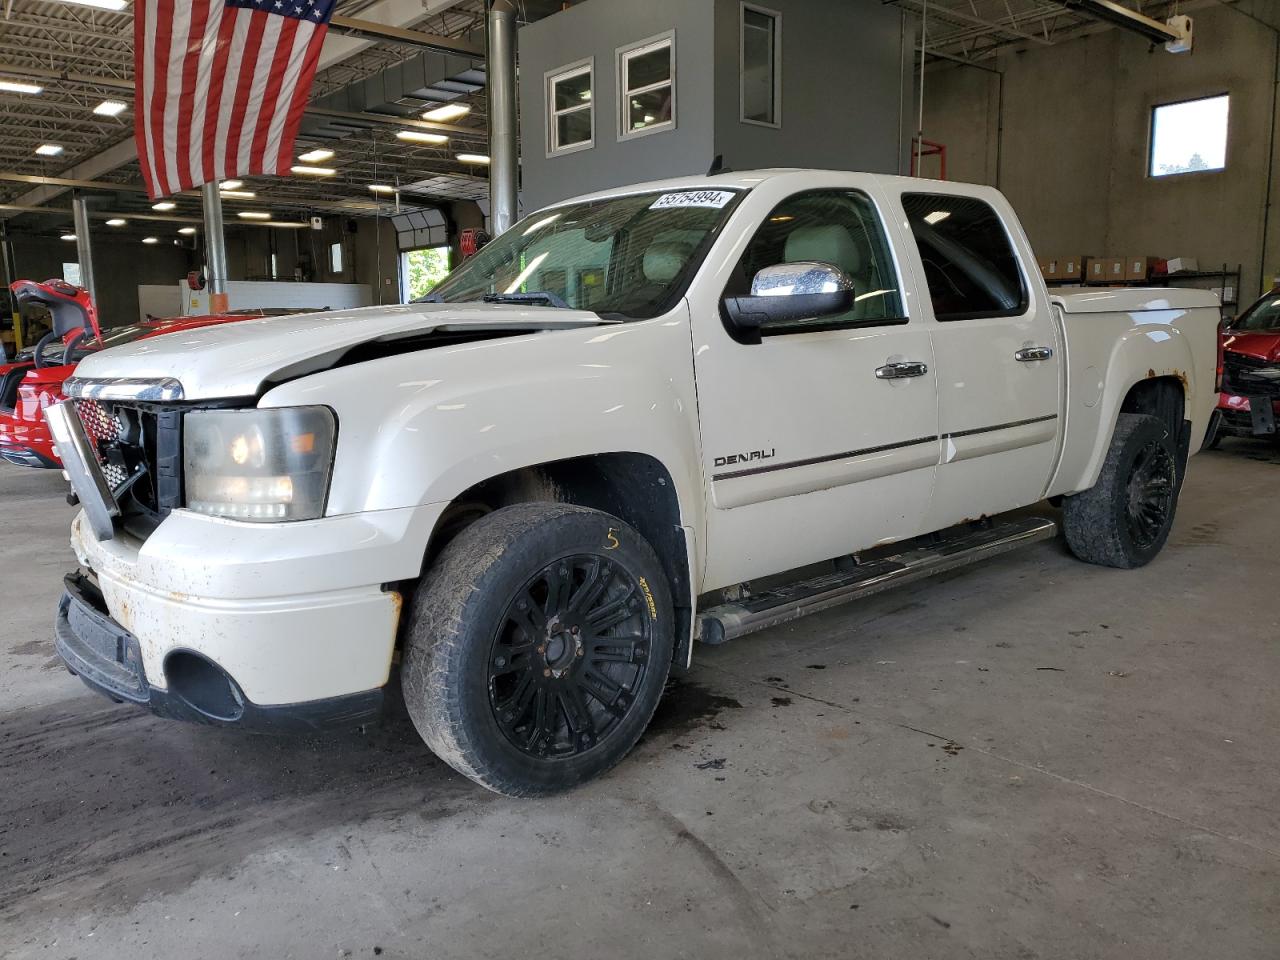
1062, 413, 1179, 569
401, 502, 674, 797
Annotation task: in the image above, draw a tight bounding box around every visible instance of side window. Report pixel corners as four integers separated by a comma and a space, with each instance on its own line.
741, 3, 781, 127
617, 32, 675, 140
546, 59, 594, 156
728, 189, 904, 329
901, 193, 1027, 321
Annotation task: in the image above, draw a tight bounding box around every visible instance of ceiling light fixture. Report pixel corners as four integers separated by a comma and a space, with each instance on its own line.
290, 164, 336, 176
142, 236, 160, 244
0, 80, 43, 95
367, 184, 396, 194
422, 103, 470, 122
218, 190, 256, 199
93, 100, 128, 117
178, 227, 197, 235
238, 211, 271, 220
59, 0, 128, 10
105, 218, 127, 226
456, 153, 490, 165
152, 201, 176, 211
60, 234, 77, 242
297, 148, 334, 163
35, 144, 63, 156
219, 179, 243, 190
396, 130, 449, 145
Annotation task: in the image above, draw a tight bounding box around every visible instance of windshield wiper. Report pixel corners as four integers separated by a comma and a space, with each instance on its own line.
412, 292, 445, 303
482, 291, 570, 309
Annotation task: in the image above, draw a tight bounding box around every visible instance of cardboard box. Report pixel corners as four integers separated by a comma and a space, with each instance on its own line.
1058, 256, 1084, 281
1166, 257, 1199, 274
1124, 256, 1163, 282
1085, 257, 1108, 283
1040, 258, 1059, 280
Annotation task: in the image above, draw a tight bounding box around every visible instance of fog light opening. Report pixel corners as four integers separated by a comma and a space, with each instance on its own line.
164, 651, 246, 722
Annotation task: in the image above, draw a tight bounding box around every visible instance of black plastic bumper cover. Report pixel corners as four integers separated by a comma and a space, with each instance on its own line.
54, 572, 384, 733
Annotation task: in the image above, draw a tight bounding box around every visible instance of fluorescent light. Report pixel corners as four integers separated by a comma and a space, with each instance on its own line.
456, 153, 490, 165
105, 218, 127, 226
152, 201, 175, 211
60, 0, 128, 8
0, 80, 42, 95
264, 221, 310, 229
238, 211, 271, 220
297, 148, 334, 163
368, 184, 396, 194
924, 210, 951, 225
397, 130, 449, 145
141, 237, 159, 244
219, 190, 256, 199
422, 103, 470, 122
93, 100, 127, 117
219, 179, 243, 190
178, 227, 197, 235
290, 165, 336, 176
60, 234, 77, 242
35, 144, 63, 157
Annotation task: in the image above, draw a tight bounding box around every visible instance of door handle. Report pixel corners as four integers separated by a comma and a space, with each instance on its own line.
1015, 346, 1054, 362
875, 361, 929, 380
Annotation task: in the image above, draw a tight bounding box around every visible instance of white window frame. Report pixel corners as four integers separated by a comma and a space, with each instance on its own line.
545, 57, 595, 157
616, 30, 676, 142
1147, 93, 1230, 179
739, 2, 782, 129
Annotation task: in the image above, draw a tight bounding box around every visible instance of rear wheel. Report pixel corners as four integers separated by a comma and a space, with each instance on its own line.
401, 502, 674, 796
1062, 413, 1179, 569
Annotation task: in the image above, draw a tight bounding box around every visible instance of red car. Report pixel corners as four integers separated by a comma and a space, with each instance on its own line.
0, 280, 263, 469
1209, 288, 1280, 447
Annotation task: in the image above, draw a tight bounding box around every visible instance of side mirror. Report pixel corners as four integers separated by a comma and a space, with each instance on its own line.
721, 261, 856, 344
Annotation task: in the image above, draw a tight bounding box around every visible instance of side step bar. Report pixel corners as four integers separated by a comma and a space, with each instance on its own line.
698, 516, 1058, 645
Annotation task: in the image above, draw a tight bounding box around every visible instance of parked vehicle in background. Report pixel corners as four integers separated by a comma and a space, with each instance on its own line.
1207, 287, 1280, 447
48, 169, 1220, 797
0, 280, 271, 468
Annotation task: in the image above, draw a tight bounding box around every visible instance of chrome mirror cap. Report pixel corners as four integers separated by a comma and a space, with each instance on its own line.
750, 261, 856, 298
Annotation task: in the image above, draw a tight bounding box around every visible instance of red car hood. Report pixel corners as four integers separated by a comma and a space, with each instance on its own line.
1223, 330, 1280, 363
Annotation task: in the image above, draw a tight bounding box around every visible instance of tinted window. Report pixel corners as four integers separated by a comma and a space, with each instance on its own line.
902, 193, 1026, 321
729, 189, 903, 328
1230, 292, 1280, 332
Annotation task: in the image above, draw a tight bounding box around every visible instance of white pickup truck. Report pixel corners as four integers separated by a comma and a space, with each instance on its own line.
49, 169, 1218, 796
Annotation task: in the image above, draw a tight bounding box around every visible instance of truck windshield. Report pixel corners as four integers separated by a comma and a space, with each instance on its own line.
1230, 293, 1280, 332
422, 188, 744, 319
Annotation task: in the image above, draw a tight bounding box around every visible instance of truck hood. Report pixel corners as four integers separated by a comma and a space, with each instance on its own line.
1222, 330, 1280, 364
69, 302, 611, 400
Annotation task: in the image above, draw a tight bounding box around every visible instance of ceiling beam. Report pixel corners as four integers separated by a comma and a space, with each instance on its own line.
329, 15, 483, 58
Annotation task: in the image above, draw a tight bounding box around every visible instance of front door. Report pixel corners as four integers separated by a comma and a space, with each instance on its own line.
893, 188, 1064, 530
688, 182, 940, 591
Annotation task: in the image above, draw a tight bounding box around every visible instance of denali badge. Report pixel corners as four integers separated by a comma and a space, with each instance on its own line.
714, 448, 776, 468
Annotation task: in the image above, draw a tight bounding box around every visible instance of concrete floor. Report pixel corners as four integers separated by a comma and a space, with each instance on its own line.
1, 444, 1277, 960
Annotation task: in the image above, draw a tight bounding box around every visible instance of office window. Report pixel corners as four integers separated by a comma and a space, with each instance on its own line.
62, 262, 81, 286
546, 59, 594, 155
329, 242, 343, 274
741, 4, 780, 127
1149, 94, 1229, 177
618, 32, 675, 140
901, 193, 1026, 321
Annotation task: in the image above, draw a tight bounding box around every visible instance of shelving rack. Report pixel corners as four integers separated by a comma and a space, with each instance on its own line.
1047, 262, 1242, 311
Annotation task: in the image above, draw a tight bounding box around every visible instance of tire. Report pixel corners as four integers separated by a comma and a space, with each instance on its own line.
1062, 413, 1179, 569
1205, 417, 1223, 450
401, 502, 674, 797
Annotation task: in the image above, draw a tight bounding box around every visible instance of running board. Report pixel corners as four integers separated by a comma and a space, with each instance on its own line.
698, 516, 1058, 645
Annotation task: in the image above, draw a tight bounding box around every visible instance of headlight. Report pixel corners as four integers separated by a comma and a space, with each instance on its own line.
183, 407, 336, 522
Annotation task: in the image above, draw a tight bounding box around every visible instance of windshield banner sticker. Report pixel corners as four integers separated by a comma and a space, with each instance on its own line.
650, 190, 736, 210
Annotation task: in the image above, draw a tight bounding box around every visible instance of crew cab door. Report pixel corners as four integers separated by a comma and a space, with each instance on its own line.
892, 188, 1063, 530
688, 182, 939, 591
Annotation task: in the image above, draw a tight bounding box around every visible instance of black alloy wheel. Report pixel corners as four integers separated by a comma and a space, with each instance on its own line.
1123, 438, 1176, 551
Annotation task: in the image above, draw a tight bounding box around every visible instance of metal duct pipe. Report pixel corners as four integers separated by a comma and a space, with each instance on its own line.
487, 0, 519, 234
71, 194, 97, 303
201, 182, 230, 312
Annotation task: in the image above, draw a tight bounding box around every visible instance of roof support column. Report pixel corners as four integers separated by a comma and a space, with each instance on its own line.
201, 182, 230, 312
71, 194, 97, 303
487, 0, 519, 234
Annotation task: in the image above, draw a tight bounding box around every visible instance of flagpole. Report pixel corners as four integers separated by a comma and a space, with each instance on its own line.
487, 0, 518, 235
201, 182, 229, 314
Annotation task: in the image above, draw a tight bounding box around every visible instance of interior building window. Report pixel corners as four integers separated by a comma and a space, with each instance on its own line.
1149, 94, 1229, 177
618, 32, 675, 140
329, 242, 343, 275
62, 262, 81, 286
741, 4, 780, 127
547, 59, 594, 155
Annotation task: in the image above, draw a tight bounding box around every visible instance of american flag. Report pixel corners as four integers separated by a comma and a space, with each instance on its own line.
134, 0, 338, 199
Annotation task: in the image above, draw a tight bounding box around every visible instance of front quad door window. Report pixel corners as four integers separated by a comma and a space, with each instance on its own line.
691, 184, 940, 591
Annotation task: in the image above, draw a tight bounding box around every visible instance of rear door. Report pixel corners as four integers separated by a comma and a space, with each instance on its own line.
687, 179, 940, 590
892, 188, 1063, 530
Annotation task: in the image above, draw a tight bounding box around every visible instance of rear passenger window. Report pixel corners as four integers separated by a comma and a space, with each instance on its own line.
901, 193, 1027, 321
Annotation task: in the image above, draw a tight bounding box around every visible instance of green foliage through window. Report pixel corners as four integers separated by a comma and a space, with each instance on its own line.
405, 246, 451, 300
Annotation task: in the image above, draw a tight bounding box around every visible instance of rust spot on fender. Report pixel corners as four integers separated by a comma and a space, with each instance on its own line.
388, 590, 404, 627
1173, 368, 1189, 391
1147, 368, 1157, 378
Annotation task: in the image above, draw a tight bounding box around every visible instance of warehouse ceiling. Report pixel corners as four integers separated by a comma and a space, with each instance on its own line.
0, 0, 569, 233
888, 0, 1241, 67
